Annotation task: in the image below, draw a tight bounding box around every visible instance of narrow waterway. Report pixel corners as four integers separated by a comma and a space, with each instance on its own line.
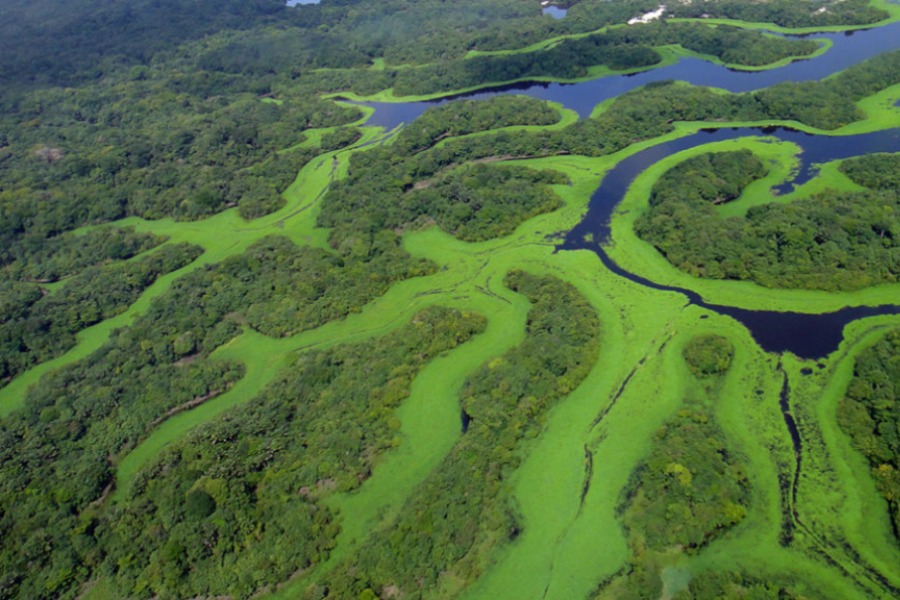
557, 126, 900, 358
360, 21, 900, 129
360, 23, 900, 358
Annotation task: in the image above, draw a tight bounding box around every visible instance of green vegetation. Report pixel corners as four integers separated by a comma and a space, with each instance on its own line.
668, 571, 817, 599
667, 0, 889, 29
635, 149, 900, 290
392, 96, 561, 155
1, 1, 899, 599
600, 336, 749, 599
383, 23, 818, 96
621, 403, 750, 553
1, 226, 164, 282
838, 328, 900, 540
103, 307, 485, 599
0, 230, 436, 598
840, 152, 900, 191
683, 334, 736, 378
0, 242, 202, 384
448, 0, 885, 59
0, 91, 360, 242
315, 271, 600, 598
321, 160, 566, 243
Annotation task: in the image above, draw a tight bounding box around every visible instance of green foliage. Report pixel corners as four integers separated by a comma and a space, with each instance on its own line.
0, 1, 897, 598
319, 98, 569, 244
0, 0, 292, 88
635, 149, 900, 290
840, 152, 900, 191
233, 145, 354, 221
0, 242, 202, 384
414, 164, 566, 241
683, 334, 736, 378
329, 51, 899, 199
393, 96, 560, 155
316, 271, 601, 598
672, 570, 816, 600
0, 349, 244, 600
322, 160, 566, 243
837, 328, 900, 540
183, 489, 216, 519
667, 0, 887, 29
99, 306, 485, 599
1, 226, 164, 282
389, 22, 816, 96
606, 387, 750, 599
620, 409, 750, 553
475, 0, 886, 53
0, 233, 433, 598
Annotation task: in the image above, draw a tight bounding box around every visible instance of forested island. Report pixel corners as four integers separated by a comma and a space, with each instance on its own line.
1, 1, 899, 599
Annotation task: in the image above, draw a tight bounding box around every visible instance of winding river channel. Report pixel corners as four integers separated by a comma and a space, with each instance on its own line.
361, 22, 900, 358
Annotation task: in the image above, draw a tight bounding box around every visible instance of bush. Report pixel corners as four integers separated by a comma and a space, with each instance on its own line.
683, 334, 735, 378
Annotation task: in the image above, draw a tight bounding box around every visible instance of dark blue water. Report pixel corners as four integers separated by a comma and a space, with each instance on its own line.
565, 127, 900, 245
558, 127, 900, 358
360, 21, 900, 129
357, 22, 900, 357
580, 234, 900, 358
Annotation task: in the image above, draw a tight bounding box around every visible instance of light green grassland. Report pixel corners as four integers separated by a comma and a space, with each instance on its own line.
785, 317, 900, 590
21, 28, 900, 600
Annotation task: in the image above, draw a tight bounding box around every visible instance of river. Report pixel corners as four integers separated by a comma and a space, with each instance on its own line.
359, 22, 900, 358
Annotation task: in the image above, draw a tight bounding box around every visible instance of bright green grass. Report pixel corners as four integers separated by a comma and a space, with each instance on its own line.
784, 317, 900, 591
17, 26, 900, 600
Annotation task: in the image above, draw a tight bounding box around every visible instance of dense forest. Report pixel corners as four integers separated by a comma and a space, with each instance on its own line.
599, 335, 752, 599
838, 328, 900, 541
635, 150, 900, 290
0, 0, 899, 599
107, 306, 486, 599
0, 230, 439, 598
315, 272, 601, 598
0, 242, 202, 384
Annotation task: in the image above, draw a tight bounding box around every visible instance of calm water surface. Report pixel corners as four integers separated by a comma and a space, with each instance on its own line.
361, 21, 900, 129
359, 22, 900, 357
559, 126, 900, 358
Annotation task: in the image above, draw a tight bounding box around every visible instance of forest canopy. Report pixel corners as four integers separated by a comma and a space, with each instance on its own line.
0, 0, 898, 599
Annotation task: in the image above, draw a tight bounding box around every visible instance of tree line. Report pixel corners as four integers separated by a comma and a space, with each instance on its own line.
635, 149, 900, 291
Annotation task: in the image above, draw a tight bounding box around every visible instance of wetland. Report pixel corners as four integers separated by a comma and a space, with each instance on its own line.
0, 1, 899, 599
